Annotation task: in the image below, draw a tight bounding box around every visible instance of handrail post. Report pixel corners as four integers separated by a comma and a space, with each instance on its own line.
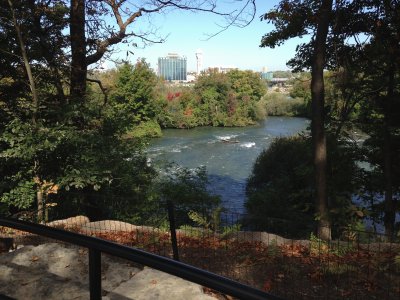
89, 248, 102, 300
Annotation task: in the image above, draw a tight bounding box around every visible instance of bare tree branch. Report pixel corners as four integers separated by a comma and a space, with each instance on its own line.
204, 0, 256, 40
85, 0, 256, 66
87, 77, 108, 106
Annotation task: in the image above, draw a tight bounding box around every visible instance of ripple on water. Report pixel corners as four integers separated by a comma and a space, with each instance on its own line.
147, 117, 310, 214
240, 142, 256, 148
215, 134, 238, 141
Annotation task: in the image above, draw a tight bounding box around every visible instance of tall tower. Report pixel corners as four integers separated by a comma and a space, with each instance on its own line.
195, 49, 203, 75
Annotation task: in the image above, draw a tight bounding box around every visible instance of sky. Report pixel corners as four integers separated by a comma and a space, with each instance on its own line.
106, 0, 309, 73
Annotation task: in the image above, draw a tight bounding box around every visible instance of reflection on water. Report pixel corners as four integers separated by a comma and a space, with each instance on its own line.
147, 117, 310, 213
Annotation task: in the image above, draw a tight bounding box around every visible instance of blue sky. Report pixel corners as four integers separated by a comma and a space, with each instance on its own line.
108, 0, 309, 72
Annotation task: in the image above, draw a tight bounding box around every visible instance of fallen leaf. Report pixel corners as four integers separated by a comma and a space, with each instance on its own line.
263, 279, 272, 292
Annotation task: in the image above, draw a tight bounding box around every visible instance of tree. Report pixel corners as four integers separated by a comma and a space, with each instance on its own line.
69, 0, 256, 102
193, 69, 266, 126
246, 135, 363, 239
109, 60, 158, 131
0, 0, 257, 220
261, 0, 333, 239
261, 0, 400, 238
309, 0, 333, 240
0, 0, 71, 220
352, 0, 400, 238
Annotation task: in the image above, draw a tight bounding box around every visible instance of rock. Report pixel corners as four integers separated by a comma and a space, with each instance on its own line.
233, 231, 289, 246
80, 220, 138, 234
47, 215, 90, 229
0, 243, 214, 299
0, 243, 140, 299
105, 267, 215, 300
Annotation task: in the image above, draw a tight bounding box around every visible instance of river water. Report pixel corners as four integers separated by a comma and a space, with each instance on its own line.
147, 117, 310, 213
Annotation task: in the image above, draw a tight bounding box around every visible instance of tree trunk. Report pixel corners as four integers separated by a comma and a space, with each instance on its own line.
70, 0, 86, 101
383, 67, 395, 240
8, 0, 44, 223
383, 126, 395, 239
311, 0, 333, 241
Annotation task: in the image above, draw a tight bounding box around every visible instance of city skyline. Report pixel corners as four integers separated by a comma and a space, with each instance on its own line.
106, 0, 309, 72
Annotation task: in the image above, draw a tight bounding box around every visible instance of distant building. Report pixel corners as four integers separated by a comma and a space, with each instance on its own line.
207, 66, 237, 73
195, 49, 203, 75
186, 73, 196, 82
261, 71, 273, 80
158, 53, 187, 81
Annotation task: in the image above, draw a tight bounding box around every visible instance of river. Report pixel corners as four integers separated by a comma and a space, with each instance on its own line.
147, 117, 310, 213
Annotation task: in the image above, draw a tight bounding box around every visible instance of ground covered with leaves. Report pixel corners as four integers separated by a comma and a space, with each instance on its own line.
79, 229, 400, 300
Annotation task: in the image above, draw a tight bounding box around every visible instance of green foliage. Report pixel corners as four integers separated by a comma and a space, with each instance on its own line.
263, 92, 308, 117
272, 70, 293, 78
221, 223, 242, 238
246, 135, 363, 238
1, 180, 35, 209
154, 70, 267, 128
188, 210, 210, 229
246, 136, 314, 237
321, 264, 357, 275
125, 120, 162, 139
187, 208, 241, 238
339, 221, 373, 244
179, 225, 210, 238
1, 50, 158, 220
146, 164, 221, 227
109, 60, 158, 131
266, 239, 281, 257
310, 232, 355, 257
310, 232, 329, 255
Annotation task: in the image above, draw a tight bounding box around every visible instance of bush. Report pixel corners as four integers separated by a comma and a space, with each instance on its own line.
246, 135, 363, 239
149, 164, 221, 227
126, 120, 162, 138
246, 136, 314, 238
264, 92, 309, 117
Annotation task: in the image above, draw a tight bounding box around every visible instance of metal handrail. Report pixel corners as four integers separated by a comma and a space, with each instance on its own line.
0, 217, 282, 300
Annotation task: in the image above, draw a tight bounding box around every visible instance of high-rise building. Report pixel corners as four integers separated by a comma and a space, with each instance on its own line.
261, 72, 273, 80
158, 53, 187, 81
261, 67, 273, 80
195, 49, 203, 75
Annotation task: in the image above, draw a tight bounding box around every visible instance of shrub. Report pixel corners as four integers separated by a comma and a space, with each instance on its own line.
246, 135, 363, 239
264, 92, 308, 117
126, 120, 162, 138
